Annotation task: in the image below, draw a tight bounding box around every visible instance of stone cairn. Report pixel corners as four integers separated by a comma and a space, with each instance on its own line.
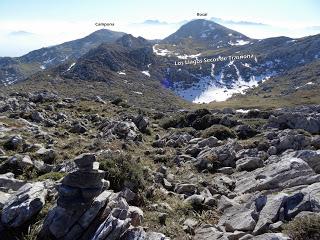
40, 153, 111, 240
57, 153, 107, 209
40, 153, 147, 240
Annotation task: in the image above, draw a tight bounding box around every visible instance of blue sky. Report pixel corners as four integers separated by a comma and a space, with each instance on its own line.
1, 0, 320, 56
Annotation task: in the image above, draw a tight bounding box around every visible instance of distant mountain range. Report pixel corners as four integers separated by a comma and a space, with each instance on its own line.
1, 19, 320, 105
0, 29, 125, 86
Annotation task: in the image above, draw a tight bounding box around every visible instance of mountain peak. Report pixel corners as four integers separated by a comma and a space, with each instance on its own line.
163, 19, 250, 48
116, 34, 150, 48
83, 29, 125, 42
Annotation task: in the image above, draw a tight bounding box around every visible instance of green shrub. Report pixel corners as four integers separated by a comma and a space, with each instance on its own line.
160, 109, 223, 131
190, 114, 221, 130
283, 214, 320, 240
152, 154, 172, 163
99, 152, 145, 192
37, 172, 66, 181
160, 114, 187, 129
201, 125, 236, 140
111, 97, 123, 105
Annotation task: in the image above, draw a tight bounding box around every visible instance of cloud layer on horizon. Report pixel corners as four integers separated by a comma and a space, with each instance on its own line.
1, 17, 319, 57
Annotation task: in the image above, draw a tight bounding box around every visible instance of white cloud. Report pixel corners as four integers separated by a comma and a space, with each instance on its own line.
0, 18, 319, 57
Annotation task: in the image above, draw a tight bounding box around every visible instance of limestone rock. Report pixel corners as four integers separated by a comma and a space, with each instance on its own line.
100, 120, 139, 141
268, 113, 320, 134
219, 205, 256, 232
120, 227, 146, 240
253, 193, 288, 234
0, 172, 26, 192
234, 156, 320, 194
134, 115, 149, 133
128, 206, 144, 227
3, 135, 24, 151
194, 225, 224, 239
236, 157, 264, 172
1, 181, 48, 228
174, 184, 197, 196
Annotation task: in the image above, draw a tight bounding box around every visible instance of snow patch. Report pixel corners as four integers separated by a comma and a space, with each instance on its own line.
153, 44, 172, 56
43, 57, 56, 65
241, 63, 251, 68
295, 82, 314, 89
177, 53, 201, 59
208, 23, 215, 30
67, 63, 76, 71
200, 33, 207, 38
236, 109, 259, 114
171, 71, 272, 103
142, 71, 150, 77
228, 40, 250, 46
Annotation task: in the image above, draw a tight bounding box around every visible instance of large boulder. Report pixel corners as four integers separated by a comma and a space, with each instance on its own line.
253, 193, 288, 235
218, 204, 257, 232
235, 124, 258, 139
133, 115, 149, 133
234, 155, 320, 194
0, 172, 26, 192
3, 135, 24, 151
253, 233, 291, 240
120, 227, 146, 240
31, 111, 45, 122
236, 157, 264, 172
287, 150, 320, 173
164, 132, 193, 148
100, 120, 140, 141
265, 129, 311, 154
194, 225, 224, 239
195, 139, 241, 171
0, 154, 33, 175
70, 122, 87, 134
92, 208, 131, 240
36, 148, 57, 164
1, 181, 48, 228
268, 112, 320, 134
174, 183, 197, 196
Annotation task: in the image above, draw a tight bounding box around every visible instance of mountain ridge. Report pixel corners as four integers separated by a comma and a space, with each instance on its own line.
0, 29, 125, 86
1, 19, 320, 107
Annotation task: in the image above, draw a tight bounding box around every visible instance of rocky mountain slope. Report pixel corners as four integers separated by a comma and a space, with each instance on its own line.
0, 29, 125, 86
0, 34, 187, 111
208, 60, 320, 109
0, 91, 320, 239
153, 20, 320, 103
2, 19, 320, 105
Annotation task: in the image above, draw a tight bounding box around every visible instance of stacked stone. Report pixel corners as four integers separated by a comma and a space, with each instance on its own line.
57, 153, 107, 209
